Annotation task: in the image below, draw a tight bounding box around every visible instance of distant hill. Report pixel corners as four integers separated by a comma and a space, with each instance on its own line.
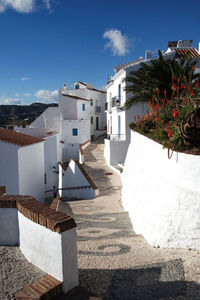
0, 102, 58, 127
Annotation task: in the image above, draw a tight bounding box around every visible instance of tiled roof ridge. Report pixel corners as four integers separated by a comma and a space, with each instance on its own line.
0, 128, 44, 147
87, 87, 106, 93
61, 93, 91, 101
0, 195, 76, 233
114, 57, 143, 73
175, 47, 200, 58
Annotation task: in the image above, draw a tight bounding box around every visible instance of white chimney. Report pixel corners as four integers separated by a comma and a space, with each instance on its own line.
145, 50, 152, 60
63, 83, 68, 91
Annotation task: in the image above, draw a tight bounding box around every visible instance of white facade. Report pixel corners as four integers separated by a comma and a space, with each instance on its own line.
105, 62, 149, 167
59, 159, 99, 199
122, 131, 200, 250
0, 140, 45, 203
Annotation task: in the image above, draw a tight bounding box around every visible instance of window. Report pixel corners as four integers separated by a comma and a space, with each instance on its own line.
91, 99, 93, 106
72, 128, 78, 136
75, 84, 79, 89
91, 117, 93, 124
82, 103, 85, 111
44, 173, 47, 184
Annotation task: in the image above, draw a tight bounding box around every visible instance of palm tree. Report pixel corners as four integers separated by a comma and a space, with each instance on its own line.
124, 50, 197, 109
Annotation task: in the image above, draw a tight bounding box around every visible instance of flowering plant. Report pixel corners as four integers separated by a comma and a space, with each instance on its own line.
131, 68, 200, 154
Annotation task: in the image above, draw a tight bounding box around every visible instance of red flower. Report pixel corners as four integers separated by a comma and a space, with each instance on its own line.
177, 77, 180, 83
183, 98, 187, 104
173, 109, 178, 119
172, 83, 177, 91
166, 100, 170, 104
152, 96, 155, 102
195, 83, 198, 87
165, 127, 168, 132
137, 115, 140, 120
164, 89, 167, 95
155, 114, 159, 121
168, 122, 171, 127
190, 91, 194, 97
168, 130, 172, 138
155, 103, 160, 111
157, 88, 160, 94
192, 65, 196, 69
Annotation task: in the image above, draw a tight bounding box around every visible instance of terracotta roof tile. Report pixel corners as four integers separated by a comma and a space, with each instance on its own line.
0, 128, 44, 147
0, 186, 6, 196
175, 48, 200, 58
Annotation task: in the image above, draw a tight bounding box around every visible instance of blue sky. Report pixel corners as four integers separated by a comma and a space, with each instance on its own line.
1, 0, 200, 105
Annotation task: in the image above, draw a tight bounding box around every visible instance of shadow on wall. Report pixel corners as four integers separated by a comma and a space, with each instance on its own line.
57, 259, 200, 299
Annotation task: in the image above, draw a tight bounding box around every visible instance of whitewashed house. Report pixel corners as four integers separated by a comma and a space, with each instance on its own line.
104, 40, 200, 170
59, 81, 107, 141
0, 128, 45, 202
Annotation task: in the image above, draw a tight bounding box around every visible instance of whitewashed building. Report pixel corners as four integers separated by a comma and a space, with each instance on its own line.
0, 128, 45, 202
104, 40, 200, 170
59, 81, 107, 141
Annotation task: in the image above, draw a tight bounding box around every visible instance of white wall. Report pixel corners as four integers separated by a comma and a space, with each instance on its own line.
122, 131, 200, 250
59, 160, 98, 199
18, 212, 78, 293
30, 107, 60, 133
104, 138, 129, 166
59, 95, 77, 120
44, 135, 58, 193
60, 119, 90, 144
0, 208, 19, 245
0, 141, 19, 195
62, 143, 80, 162
18, 142, 45, 203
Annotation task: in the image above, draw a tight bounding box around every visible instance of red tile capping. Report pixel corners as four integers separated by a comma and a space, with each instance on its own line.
0, 195, 76, 233
0, 185, 6, 196
16, 274, 63, 300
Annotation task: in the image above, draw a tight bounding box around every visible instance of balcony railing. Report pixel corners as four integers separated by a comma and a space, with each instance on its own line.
95, 106, 101, 113
106, 134, 126, 141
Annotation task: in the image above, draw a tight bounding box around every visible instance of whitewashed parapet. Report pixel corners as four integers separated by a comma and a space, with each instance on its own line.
122, 130, 200, 251
0, 194, 78, 293
79, 140, 90, 164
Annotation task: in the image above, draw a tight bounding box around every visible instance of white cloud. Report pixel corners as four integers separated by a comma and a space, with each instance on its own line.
23, 93, 31, 97
0, 97, 22, 105
103, 29, 130, 56
0, 0, 51, 13
35, 89, 58, 103
21, 77, 30, 81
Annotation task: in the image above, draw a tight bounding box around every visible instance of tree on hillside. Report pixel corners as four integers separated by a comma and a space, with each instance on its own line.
124, 50, 198, 109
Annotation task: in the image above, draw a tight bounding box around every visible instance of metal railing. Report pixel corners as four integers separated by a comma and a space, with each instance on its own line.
106, 134, 126, 141
95, 106, 101, 113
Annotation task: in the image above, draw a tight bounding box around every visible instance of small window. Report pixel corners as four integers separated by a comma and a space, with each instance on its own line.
91, 116, 93, 124
44, 173, 47, 184
91, 99, 93, 106
82, 103, 85, 111
75, 84, 79, 89
72, 128, 78, 136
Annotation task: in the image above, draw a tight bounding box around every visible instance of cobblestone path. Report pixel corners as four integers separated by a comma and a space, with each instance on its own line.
58, 138, 200, 300
0, 246, 46, 300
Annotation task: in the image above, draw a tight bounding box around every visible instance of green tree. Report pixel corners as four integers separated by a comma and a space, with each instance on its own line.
124, 50, 197, 109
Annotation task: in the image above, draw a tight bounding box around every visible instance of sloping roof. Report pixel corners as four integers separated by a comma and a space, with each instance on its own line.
87, 87, 106, 94
114, 57, 143, 73
61, 94, 91, 102
175, 48, 200, 58
0, 128, 44, 147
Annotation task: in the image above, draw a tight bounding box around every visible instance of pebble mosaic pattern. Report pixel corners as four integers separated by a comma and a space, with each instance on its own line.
58, 137, 200, 300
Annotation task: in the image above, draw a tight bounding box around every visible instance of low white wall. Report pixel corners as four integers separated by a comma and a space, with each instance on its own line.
15, 127, 46, 139
122, 131, 200, 250
18, 212, 78, 292
104, 138, 129, 166
0, 208, 19, 245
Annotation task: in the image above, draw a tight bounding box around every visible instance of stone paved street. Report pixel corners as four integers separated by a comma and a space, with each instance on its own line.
58, 137, 200, 300
0, 246, 46, 300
